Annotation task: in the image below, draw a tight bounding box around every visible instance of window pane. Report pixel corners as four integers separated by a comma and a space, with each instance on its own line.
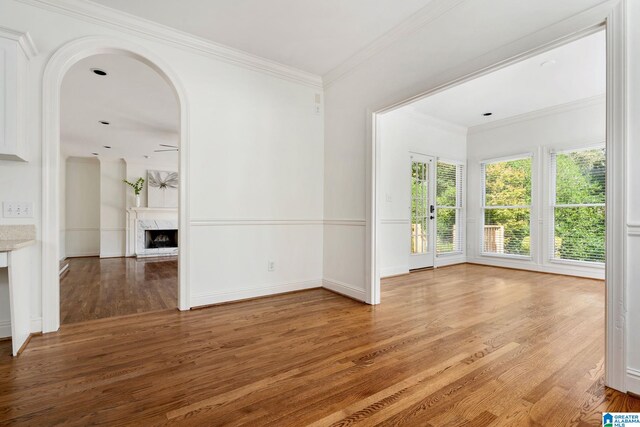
483, 208, 530, 256
554, 206, 605, 263
484, 158, 532, 206
555, 148, 605, 205
437, 162, 458, 206
436, 208, 461, 254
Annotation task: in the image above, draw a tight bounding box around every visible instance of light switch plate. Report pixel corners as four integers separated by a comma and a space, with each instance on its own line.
3, 202, 34, 218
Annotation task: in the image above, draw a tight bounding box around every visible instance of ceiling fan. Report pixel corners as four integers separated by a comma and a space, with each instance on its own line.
154, 144, 179, 153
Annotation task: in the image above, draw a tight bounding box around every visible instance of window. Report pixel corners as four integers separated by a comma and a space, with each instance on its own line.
410, 160, 430, 254
436, 161, 463, 255
550, 147, 605, 264
481, 156, 532, 257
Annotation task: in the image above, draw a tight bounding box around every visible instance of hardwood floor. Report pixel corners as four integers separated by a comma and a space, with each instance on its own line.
1, 264, 638, 425
60, 256, 177, 324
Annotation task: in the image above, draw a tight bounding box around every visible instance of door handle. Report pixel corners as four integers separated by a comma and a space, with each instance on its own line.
430, 215, 434, 220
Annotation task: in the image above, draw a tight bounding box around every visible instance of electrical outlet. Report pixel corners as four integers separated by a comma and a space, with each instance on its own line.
3, 202, 34, 218
268, 260, 275, 272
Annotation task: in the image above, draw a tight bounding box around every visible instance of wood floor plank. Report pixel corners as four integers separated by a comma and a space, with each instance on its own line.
0, 264, 635, 426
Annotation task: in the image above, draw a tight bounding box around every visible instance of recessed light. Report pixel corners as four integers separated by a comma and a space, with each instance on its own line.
540, 60, 556, 67
99, 121, 110, 125
483, 112, 493, 117
92, 152, 99, 156
103, 145, 111, 149
144, 155, 151, 159
91, 68, 107, 76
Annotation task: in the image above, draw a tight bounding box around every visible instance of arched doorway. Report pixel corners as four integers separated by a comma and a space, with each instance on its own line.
41, 37, 190, 332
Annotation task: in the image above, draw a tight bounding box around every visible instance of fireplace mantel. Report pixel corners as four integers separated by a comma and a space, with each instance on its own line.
126, 207, 178, 257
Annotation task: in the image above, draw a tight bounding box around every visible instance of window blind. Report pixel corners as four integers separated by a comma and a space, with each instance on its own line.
436, 161, 463, 255
481, 156, 532, 256
550, 147, 605, 263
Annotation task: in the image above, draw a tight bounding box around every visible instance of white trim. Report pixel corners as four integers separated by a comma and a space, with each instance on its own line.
190, 219, 324, 226
191, 279, 321, 307
324, 0, 469, 87
15, 0, 322, 88
380, 219, 410, 225
468, 94, 606, 134
0, 317, 43, 337
468, 257, 605, 280
322, 278, 367, 302
323, 219, 366, 227
399, 107, 468, 136
367, 0, 626, 393
627, 223, 640, 236
0, 25, 39, 59
627, 368, 640, 395
480, 152, 534, 165
65, 252, 100, 258
435, 255, 466, 268
41, 36, 191, 333
551, 141, 606, 154
604, 1, 628, 392
380, 266, 410, 278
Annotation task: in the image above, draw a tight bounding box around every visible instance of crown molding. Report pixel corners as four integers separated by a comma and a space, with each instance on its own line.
468, 94, 606, 134
400, 106, 468, 135
323, 0, 469, 87
15, 0, 323, 88
0, 25, 39, 59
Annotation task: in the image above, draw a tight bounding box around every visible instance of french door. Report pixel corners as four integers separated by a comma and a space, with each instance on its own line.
409, 153, 436, 270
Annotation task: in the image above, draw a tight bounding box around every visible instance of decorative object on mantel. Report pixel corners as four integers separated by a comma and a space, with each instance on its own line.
124, 177, 145, 208
148, 170, 178, 208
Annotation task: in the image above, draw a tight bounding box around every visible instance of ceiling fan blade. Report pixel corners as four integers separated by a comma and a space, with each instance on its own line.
154, 149, 179, 152
159, 144, 179, 148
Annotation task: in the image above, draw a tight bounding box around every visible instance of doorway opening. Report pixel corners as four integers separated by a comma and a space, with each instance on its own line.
373, 24, 617, 390
58, 52, 181, 325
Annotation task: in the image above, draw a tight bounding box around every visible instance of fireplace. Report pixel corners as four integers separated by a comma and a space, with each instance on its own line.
145, 229, 178, 249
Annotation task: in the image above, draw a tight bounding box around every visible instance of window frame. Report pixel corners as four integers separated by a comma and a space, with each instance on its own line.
435, 159, 465, 257
480, 153, 533, 260
548, 144, 606, 267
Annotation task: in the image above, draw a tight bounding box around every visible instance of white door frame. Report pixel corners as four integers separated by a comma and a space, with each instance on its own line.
41, 36, 191, 333
366, 1, 627, 392
408, 153, 436, 270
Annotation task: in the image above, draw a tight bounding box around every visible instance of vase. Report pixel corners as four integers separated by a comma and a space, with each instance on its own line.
135, 194, 141, 208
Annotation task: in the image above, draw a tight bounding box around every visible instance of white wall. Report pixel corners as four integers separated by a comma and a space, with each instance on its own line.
466, 98, 605, 279
0, 0, 324, 329
379, 108, 466, 277
321, 0, 638, 393
65, 157, 100, 257
99, 159, 126, 258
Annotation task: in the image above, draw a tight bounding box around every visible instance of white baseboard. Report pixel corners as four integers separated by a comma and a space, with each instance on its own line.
66, 252, 100, 258
435, 255, 467, 268
0, 317, 42, 338
466, 257, 604, 279
627, 368, 640, 395
380, 265, 409, 278
99, 253, 126, 259
191, 279, 321, 307
322, 278, 366, 302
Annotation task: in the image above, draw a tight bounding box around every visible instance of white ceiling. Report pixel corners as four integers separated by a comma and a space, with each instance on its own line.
61, 53, 179, 164
88, 0, 435, 76
402, 30, 606, 128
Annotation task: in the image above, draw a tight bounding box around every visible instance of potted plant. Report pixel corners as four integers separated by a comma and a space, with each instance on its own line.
124, 177, 145, 207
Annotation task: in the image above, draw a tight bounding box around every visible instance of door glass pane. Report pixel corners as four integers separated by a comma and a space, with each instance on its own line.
411, 160, 429, 254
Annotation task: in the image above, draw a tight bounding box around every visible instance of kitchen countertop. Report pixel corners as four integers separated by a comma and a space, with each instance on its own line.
0, 239, 36, 252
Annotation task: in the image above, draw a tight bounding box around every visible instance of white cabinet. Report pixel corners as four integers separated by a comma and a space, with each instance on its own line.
0, 27, 37, 162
